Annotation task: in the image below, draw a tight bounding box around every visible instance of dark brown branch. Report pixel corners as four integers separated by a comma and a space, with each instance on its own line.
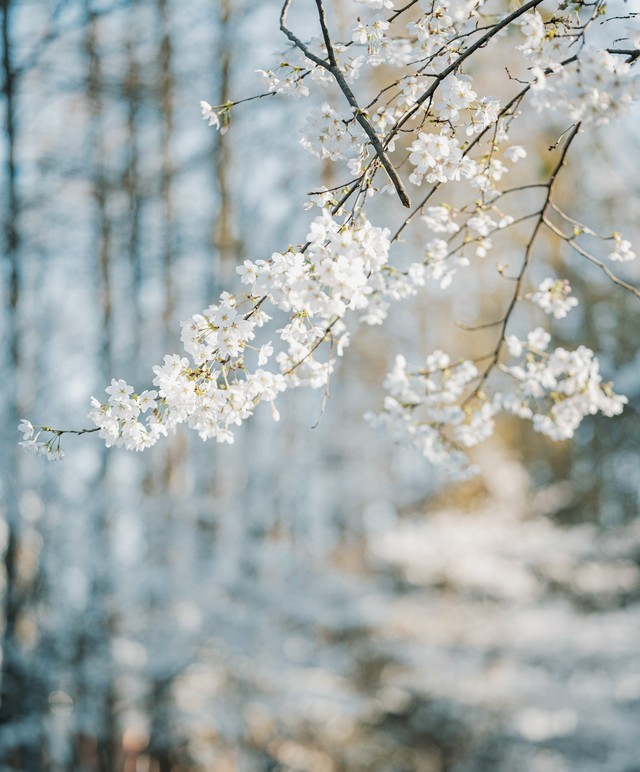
606, 47, 640, 61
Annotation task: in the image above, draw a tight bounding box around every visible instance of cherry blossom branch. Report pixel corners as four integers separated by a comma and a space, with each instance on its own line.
464, 123, 582, 404
392, 84, 531, 242
607, 48, 640, 62
455, 317, 506, 332
546, 200, 613, 240
23, 2, 639, 470
280, 0, 411, 208
382, 0, 545, 147
542, 217, 640, 299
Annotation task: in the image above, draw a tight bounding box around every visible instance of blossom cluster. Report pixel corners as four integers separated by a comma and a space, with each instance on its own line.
369, 334, 626, 475
256, 63, 310, 99
408, 131, 477, 186
517, 10, 640, 125
17, 420, 64, 461
406, 0, 462, 57
83, 212, 393, 451
352, 16, 391, 66
300, 102, 366, 164
366, 351, 494, 477
532, 46, 639, 126
531, 278, 579, 320
608, 233, 636, 263
501, 333, 627, 441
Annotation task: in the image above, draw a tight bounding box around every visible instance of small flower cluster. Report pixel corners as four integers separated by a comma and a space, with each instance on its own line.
369, 332, 627, 472
352, 16, 390, 66
300, 103, 366, 163
531, 278, 579, 320
200, 101, 229, 134
608, 233, 636, 263
88, 381, 162, 450
17, 420, 64, 461
200, 100, 221, 128
422, 205, 460, 236
414, 198, 516, 289
435, 75, 500, 136
565, 47, 638, 125
518, 10, 640, 127
367, 351, 494, 477
502, 337, 627, 441
406, 0, 458, 57
408, 131, 476, 186
301, 40, 370, 87
420, 238, 466, 289
516, 10, 547, 57
256, 64, 310, 99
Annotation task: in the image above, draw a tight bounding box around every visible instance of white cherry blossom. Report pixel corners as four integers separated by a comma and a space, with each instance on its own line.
531, 278, 579, 320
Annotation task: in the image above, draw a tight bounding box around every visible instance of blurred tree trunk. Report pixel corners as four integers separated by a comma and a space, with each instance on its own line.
213, 0, 238, 282
159, 0, 174, 337
0, 1, 44, 767
123, 20, 144, 359
147, 2, 180, 768
76, 7, 119, 770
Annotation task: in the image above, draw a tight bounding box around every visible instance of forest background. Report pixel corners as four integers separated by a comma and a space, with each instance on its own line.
1, 0, 640, 770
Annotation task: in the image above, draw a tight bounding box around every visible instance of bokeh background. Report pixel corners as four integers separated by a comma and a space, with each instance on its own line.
2, 1, 640, 770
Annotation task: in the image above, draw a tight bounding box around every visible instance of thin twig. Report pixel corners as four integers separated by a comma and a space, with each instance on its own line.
543, 217, 640, 299
39, 426, 100, 436
455, 317, 506, 332
463, 123, 582, 404
283, 317, 340, 375
311, 334, 334, 428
